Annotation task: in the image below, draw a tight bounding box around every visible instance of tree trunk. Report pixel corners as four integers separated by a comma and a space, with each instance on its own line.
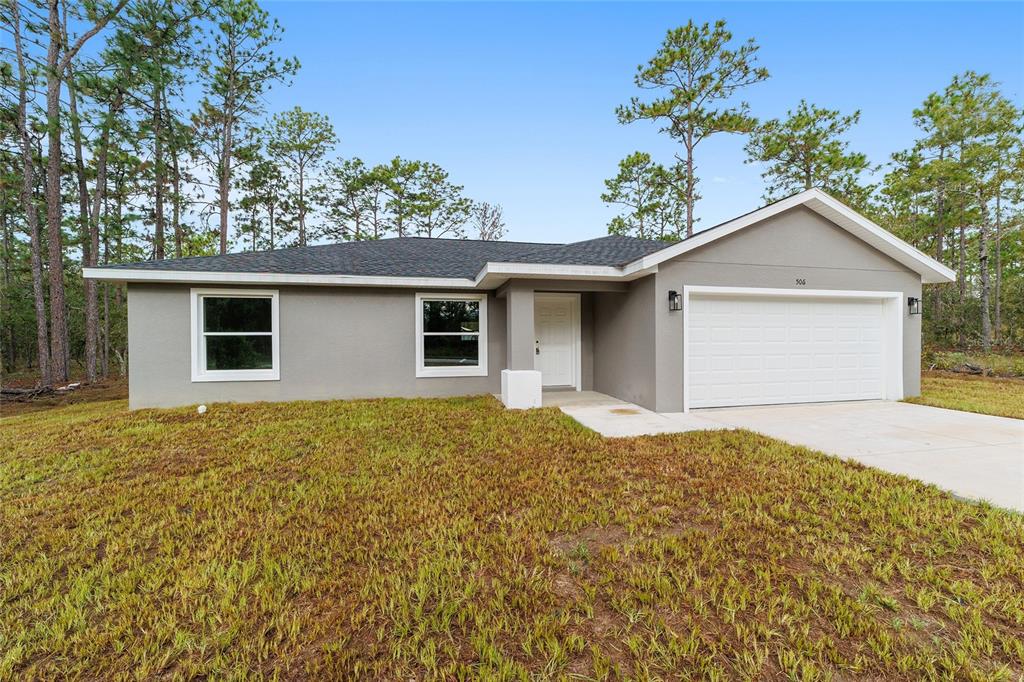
684, 135, 695, 238
298, 161, 306, 246
994, 192, 1002, 345
172, 139, 183, 258
40, 0, 128, 381
251, 206, 258, 250
219, 116, 233, 255
83, 94, 117, 382
153, 80, 165, 260
1, 205, 14, 371
395, 193, 404, 238
101, 201, 111, 378
12, 0, 52, 387
269, 204, 275, 250
65, 55, 97, 382
102, 282, 110, 378
933, 150, 946, 328
978, 190, 991, 353
218, 38, 238, 256
957, 193, 966, 349
46, 0, 70, 383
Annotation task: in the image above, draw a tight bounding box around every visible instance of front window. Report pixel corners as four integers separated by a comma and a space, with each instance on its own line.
416, 293, 488, 377
191, 289, 279, 382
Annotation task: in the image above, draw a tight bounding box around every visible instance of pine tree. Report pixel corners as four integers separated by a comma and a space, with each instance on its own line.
198, 0, 297, 255
744, 100, 873, 209
617, 19, 768, 236
601, 152, 686, 241
264, 107, 337, 246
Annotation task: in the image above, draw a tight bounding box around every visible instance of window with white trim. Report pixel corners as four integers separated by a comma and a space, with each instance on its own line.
191, 289, 280, 382
415, 293, 488, 377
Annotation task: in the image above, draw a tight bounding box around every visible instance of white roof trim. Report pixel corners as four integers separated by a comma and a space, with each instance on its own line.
82, 267, 478, 288
625, 188, 956, 284
473, 261, 651, 285
85, 262, 659, 288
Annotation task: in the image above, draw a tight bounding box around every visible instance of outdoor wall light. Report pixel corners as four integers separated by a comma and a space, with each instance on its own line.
907, 297, 922, 315
668, 290, 683, 312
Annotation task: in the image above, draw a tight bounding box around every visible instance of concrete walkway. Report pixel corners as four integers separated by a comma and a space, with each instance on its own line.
548, 391, 1024, 512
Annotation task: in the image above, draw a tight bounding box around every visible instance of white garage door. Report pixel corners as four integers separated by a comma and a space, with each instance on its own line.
687, 294, 887, 409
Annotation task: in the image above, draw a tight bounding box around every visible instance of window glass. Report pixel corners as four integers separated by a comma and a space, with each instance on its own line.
422, 300, 479, 333
416, 295, 486, 376
205, 335, 273, 370
423, 336, 480, 367
203, 297, 272, 333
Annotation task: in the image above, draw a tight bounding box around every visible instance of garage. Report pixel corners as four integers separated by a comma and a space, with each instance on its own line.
683, 286, 904, 410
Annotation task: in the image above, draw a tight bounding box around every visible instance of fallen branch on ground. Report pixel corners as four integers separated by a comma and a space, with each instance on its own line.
951, 363, 985, 375
1, 383, 81, 402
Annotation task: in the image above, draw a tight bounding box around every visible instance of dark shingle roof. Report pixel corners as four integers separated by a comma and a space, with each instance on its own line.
98, 235, 674, 279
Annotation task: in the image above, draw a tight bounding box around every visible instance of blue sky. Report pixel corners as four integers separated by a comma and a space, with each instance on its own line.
262, 2, 1023, 243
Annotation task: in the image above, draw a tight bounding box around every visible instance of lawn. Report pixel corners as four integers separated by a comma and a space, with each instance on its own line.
1, 397, 1022, 680
906, 372, 1024, 420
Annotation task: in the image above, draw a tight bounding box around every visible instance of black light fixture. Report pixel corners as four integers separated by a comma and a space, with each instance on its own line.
668, 290, 682, 312
907, 296, 922, 315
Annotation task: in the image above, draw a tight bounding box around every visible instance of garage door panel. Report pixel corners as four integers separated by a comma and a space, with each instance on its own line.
688, 294, 887, 408
837, 380, 859, 394
789, 327, 811, 342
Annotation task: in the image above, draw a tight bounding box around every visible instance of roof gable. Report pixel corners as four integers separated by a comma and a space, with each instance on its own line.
624, 189, 955, 284
660, 205, 918, 274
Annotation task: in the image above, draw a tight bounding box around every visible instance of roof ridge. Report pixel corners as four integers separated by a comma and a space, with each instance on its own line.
393, 236, 564, 246
568, 234, 678, 246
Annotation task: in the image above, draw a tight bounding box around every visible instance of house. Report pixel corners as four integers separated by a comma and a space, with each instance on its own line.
85, 189, 955, 411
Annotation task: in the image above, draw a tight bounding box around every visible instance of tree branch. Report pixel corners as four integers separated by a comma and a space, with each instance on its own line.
57, 0, 131, 73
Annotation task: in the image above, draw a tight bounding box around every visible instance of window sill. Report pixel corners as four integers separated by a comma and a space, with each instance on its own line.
416, 366, 488, 378
191, 370, 281, 383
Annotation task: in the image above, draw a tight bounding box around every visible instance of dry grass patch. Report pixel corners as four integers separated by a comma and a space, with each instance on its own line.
924, 349, 1024, 378
906, 372, 1024, 419
1, 396, 1022, 679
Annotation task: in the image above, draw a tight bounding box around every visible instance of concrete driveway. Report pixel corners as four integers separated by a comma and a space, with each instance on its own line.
547, 391, 1024, 512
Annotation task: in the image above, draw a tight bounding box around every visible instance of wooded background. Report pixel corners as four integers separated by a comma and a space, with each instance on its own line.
1, 6, 1021, 388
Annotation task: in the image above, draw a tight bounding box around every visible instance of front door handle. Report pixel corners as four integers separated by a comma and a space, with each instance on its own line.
535, 340, 540, 355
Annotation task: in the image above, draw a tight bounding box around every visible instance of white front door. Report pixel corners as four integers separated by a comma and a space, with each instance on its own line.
534, 294, 578, 388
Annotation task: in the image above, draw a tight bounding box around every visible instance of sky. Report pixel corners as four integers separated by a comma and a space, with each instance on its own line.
258, 1, 1023, 244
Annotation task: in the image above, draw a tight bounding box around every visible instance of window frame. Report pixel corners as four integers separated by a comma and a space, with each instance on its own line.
415, 292, 488, 378
190, 288, 280, 382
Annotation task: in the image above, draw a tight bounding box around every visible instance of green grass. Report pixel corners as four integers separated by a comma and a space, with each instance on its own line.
905, 372, 1024, 420
1, 397, 1022, 679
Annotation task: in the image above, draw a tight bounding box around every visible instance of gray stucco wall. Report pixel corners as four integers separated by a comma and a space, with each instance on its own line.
504, 283, 536, 370
127, 282, 597, 409
649, 206, 923, 412
127, 284, 508, 409
592, 276, 657, 409
580, 293, 595, 390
